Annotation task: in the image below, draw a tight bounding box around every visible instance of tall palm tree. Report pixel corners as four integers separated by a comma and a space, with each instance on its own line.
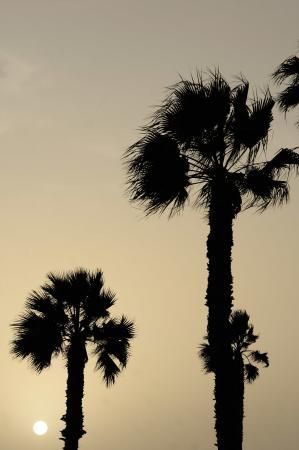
124, 70, 299, 450
273, 54, 299, 122
11, 268, 135, 450
199, 310, 269, 449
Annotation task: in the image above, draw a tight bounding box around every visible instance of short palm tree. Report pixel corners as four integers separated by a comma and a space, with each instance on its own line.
125, 70, 299, 450
200, 310, 269, 449
273, 54, 299, 122
11, 268, 135, 450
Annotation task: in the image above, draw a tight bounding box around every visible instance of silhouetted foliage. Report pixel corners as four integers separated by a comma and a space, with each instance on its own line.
11, 268, 135, 450
125, 70, 299, 450
200, 310, 269, 449
273, 54, 299, 124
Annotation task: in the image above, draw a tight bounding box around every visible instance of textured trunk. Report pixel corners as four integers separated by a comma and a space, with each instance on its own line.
232, 355, 245, 449
206, 179, 240, 450
60, 335, 87, 450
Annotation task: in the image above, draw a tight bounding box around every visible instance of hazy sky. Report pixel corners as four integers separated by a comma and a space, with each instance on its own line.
0, 1, 299, 449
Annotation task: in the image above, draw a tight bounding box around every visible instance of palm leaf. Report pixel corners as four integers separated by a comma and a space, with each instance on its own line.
11, 312, 63, 372
249, 351, 269, 367
125, 130, 190, 215
64, 268, 94, 307
277, 83, 299, 112
272, 56, 299, 84
262, 148, 299, 176
93, 316, 135, 385
204, 70, 232, 126
231, 78, 250, 111
242, 324, 258, 347
42, 273, 70, 304
229, 309, 250, 343
157, 78, 208, 143
233, 91, 274, 158
82, 271, 116, 323
242, 168, 289, 211
94, 351, 121, 387
155, 71, 231, 145
244, 363, 259, 383
83, 289, 115, 324
226, 85, 274, 168
198, 341, 214, 373
25, 291, 66, 323
273, 56, 299, 114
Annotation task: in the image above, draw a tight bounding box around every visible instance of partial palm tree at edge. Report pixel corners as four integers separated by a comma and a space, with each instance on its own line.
11, 268, 135, 450
273, 54, 299, 124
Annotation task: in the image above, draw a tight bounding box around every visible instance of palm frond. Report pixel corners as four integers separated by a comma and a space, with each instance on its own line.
125, 130, 190, 215
244, 363, 259, 383
231, 78, 250, 110
11, 312, 63, 372
198, 341, 214, 373
242, 324, 258, 348
262, 148, 299, 177
83, 288, 115, 325
25, 291, 66, 323
194, 179, 213, 209
205, 70, 232, 126
273, 56, 299, 113
249, 350, 269, 367
247, 91, 274, 150
156, 78, 207, 143
229, 309, 250, 342
276, 83, 299, 112
229, 310, 259, 351
242, 168, 289, 211
92, 318, 135, 353
154, 71, 231, 145
94, 351, 121, 387
226, 86, 274, 168
237, 91, 274, 157
93, 316, 135, 384
42, 272, 70, 304
272, 56, 299, 84
65, 268, 92, 307
82, 270, 115, 324
100, 316, 135, 341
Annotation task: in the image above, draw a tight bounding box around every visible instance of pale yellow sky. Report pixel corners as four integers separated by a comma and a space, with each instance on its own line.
0, 1, 299, 449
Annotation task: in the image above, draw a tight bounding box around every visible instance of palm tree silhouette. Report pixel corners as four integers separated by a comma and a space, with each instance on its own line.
125, 70, 299, 450
273, 54, 299, 123
199, 310, 269, 449
11, 268, 135, 450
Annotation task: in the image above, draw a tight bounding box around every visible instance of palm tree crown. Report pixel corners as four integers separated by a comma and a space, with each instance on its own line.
126, 71, 299, 215
11, 268, 135, 449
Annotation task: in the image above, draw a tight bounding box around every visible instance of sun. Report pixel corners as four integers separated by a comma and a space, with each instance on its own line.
33, 420, 48, 436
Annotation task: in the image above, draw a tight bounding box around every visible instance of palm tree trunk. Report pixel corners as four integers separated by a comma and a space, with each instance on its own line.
60, 335, 87, 450
206, 180, 239, 450
232, 356, 245, 449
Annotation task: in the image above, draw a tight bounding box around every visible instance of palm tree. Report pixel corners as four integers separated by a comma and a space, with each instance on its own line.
273, 54, 299, 122
124, 70, 299, 450
11, 268, 135, 450
199, 310, 269, 449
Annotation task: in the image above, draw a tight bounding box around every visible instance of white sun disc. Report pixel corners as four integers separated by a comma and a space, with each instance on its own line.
33, 420, 48, 436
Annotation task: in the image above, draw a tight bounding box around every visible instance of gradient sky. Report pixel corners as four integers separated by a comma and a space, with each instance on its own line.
0, 1, 299, 449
